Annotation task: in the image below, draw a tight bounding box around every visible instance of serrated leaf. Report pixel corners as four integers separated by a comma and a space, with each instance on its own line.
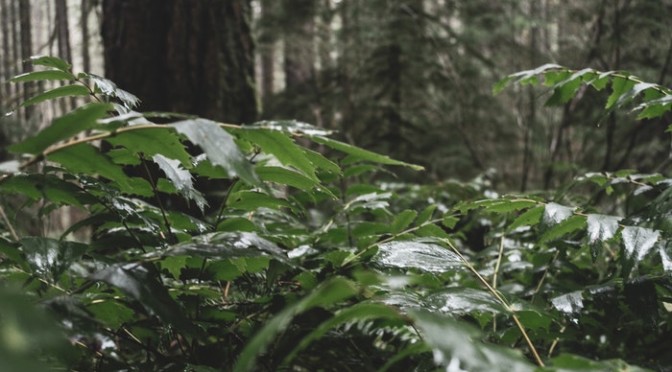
238, 129, 317, 180
543, 202, 574, 225
409, 310, 534, 372
546, 76, 582, 105
621, 226, 660, 262
10, 70, 74, 83
174, 119, 260, 186
29, 55, 72, 71
550, 291, 584, 315
374, 238, 462, 273
228, 190, 293, 212
492, 75, 513, 94
391, 210, 417, 234
11, 103, 112, 154
309, 136, 424, 170
233, 278, 358, 372
153, 154, 207, 212
540, 215, 586, 243
606, 76, 636, 109
90, 263, 198, 335
106, 127, 192, 166
508, 206, 544, 231
586, 214, 621, 244
256, 166, 318, 191
485, 199, 538, 213
87, 74, 140, 109
22, 84, 90, 107
416, 204, 437, 225
303, 148, 342, 175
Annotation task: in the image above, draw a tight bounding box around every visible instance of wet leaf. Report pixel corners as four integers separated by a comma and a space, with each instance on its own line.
374, 238, 462, 273
162, 231, 289, 263
586, 214, 621, 244
22, 84, 90, 107
423, 287, 505, 314
622, 226, 660, 262
152, 154, 207, 211
543, 203, 574, 225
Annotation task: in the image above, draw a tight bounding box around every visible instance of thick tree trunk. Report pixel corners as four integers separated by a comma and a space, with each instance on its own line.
101, 0, 257, 124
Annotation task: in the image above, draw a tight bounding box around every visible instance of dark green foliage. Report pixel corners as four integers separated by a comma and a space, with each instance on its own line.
1, 56, 670, 371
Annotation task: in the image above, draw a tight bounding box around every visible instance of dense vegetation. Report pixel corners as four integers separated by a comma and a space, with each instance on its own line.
1, 56, 672, 371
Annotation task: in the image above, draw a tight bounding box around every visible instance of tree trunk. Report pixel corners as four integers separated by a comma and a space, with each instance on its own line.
80, 0, 91, 72
101, 0, 257, 124
18, 0, 34, 120
55, 0, 73, 111
1, 0, 12, 104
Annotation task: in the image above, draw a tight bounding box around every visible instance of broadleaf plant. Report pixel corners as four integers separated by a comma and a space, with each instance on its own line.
0, 56, 667, 371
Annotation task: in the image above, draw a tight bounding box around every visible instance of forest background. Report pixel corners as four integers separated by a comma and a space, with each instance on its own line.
1, 0, 672, 371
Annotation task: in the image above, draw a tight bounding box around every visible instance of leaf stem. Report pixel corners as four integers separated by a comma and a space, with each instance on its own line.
442, 238, 545, 367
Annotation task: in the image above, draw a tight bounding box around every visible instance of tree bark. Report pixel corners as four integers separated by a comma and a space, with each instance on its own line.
18, 0, 34, 120
259, 0, 275, 112
80, 0, 91, 72
1, 0, 12, 103
101, 0, 257, 124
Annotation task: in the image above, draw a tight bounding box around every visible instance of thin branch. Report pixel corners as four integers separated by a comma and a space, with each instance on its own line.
442, 238, 545, 367
0, 202, 19, 241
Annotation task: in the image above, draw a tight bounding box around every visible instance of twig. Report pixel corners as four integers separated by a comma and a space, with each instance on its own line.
442, 238, 545, 367
0, 203, 19, 241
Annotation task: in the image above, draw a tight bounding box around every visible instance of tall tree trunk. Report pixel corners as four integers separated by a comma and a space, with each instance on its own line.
1, 0, 12, 104
18, 0, 34, 120
259, 0, 275, 113
80, 0, 91, 72
101, 0, 257, 124
55, 0, 74, 111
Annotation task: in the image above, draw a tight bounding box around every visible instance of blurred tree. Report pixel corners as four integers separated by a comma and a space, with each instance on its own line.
101, 0, 257, 123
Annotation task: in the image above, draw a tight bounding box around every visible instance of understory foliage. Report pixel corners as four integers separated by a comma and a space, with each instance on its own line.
1, 57, 671, 371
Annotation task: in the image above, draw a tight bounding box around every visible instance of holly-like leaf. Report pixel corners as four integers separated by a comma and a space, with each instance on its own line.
174, 119, 260, 186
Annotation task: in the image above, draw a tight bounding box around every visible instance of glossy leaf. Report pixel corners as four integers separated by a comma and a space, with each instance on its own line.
540, 215, 586, 243
543, 202, 574, 225
29, 55, 72, 71
162, 231, 289, 263
409, 310, 535, 372
622, 226, 660, 262
106, 127, 192, 166
508, 206, 544, 231
238, 128, 317, 180
20, 237, 87, 281
11, 103, 112, 154
153, 154, 207, 211
586, 214, 621, 244
309, 135, 424, 170
174, 119, 260, 186
374, 238, 462, 273
10, 70, 74, 83
22, 84, 90, 107
90, 263, 198, 335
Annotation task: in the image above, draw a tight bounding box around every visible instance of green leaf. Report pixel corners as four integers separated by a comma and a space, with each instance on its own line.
106, 127, 192, 166
374, 238, 462, 273
87, 74, 140, 109
409, 310, 534, 372
48, 144, 153, 196
228, 190, 293, 212
606, 76, 636, 109
540, 215, 586, 243
22, 84, 90, 107
309, 136, 424, 170
492, 76, 513, 94
281, 303, 402, 366
10, 70, 74, 83
238, 129, 317, 180
11, 103, 112, 154
302, 148, 342, 175
508, 206, 544, 231
586, 214, 621, 244
29, 55, 72, 71
391, 210, 418, 234
423, 287, 506, 314
543, 202, 574, 225
245, 120, 333, 136
174, 119, 260, 186
484, 199, 538, 213
162, 231, 289, 264
90, 263, 199, 335
256, 166, 318, 191
549, 353, 649, 371
416, 205, 437, 225
233, 277, 358, 372
152, 154, 207, 212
